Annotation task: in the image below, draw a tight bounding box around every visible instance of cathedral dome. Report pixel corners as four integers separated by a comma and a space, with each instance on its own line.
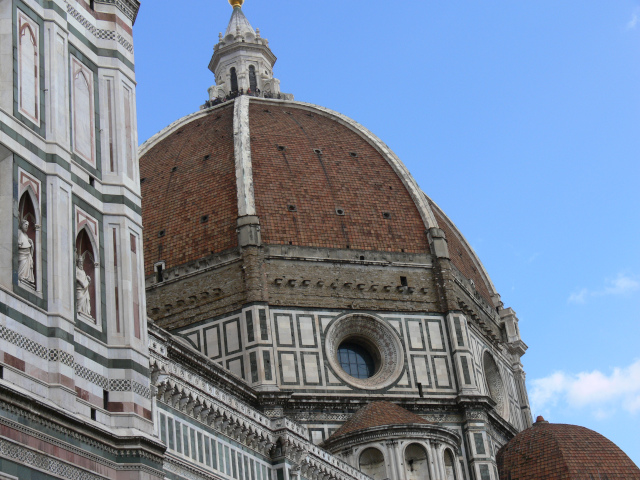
497, 417, 640, 480
138, 6, 535, 480
139, 98, 497, 306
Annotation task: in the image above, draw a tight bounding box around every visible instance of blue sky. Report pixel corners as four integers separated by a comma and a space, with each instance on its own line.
134, 0, 640, 465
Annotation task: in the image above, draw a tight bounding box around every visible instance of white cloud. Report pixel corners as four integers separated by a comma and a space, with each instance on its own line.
530, 360, 640, 418
568, 273, 640, 304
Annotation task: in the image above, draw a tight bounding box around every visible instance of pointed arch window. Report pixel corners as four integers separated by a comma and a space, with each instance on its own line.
17, 11, 39, 123
230, 67, 238, 93
18, 192, 37, 289
72, 58, 95, 166
249, 65, 258, 92
76, 228, 97, 321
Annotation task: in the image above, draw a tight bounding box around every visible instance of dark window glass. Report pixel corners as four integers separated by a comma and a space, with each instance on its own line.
338, 343, 375, 379
175, 421, 182, 453
263, 350, 272, 381
246, 310, 255, 342
230, 67, 238, 92
168, 418, 175, 450
182, 425, 189, 457
249, 65, 258, 92
259, 309, 268, 340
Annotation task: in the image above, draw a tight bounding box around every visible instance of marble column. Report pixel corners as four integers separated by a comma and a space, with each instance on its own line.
385, 441, 400, 480
427, 441, 438, 480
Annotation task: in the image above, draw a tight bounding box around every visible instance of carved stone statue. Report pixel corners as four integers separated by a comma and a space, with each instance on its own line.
76, 254, 92, 317
17, 219, 35, 287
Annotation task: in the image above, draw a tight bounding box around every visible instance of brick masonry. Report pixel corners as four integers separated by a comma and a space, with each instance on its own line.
497, 419, 640, 479
249, 103, 430, 254
140, 103, 238, 276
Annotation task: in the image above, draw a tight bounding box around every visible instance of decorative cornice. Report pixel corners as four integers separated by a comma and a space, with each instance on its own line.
150, 323, 259, 404
322, 423, 462, 456
93, 0, 141, 24
0, 385, 165, 467
0, 436, 108, 480
65, 2, 134, 53
149, 326, 370, 480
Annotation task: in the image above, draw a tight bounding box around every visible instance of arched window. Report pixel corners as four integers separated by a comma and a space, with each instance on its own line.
404, 444, 430, 480
359, 448, 386, 480
483, 352, 506, 417
17, 193, 37, 289
249, 65, 258, 92
18, 13, 39, 123
76, 228, 97, 321
444, 449, 457, 480
230, 67, 238, 93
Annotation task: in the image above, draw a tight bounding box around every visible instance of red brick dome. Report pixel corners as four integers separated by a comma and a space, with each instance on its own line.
497, 417, 640, 480
139, 98, 497, 305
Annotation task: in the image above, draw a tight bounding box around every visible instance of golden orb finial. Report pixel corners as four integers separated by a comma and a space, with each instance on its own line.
229, 0, 244, 8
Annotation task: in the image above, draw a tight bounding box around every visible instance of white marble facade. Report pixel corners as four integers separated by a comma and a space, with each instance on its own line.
0, 2, 156, 479
177, 306, 529, 448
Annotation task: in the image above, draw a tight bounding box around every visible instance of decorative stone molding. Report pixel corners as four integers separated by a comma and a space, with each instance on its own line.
451, 265, 500, 325
0, 324, 151, 397
0, 437, 107, 480
93, 0, 141, 24
233, 95, 256, 217
324, 313, 405, 390
150, 326, 371, 480
66, 2, 135, 53
0, 393, 164, 470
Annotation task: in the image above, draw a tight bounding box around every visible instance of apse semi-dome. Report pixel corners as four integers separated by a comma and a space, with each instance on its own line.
497, 417, 640, 479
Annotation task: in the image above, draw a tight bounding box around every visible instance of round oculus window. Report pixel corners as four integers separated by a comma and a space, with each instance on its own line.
325, 314, 405, 390
338, 342, 376, 379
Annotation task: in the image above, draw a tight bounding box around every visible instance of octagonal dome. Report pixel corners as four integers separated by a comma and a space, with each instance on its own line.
139, 97, 497, 306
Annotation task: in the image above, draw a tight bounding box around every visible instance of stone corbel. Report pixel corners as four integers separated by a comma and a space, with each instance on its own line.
199, 402, 211, 421
427, 227, 450, 259
192, 401, 204, 418
169, 386, 183, 407
155, 381, 169, 398
179, 393, 192, 412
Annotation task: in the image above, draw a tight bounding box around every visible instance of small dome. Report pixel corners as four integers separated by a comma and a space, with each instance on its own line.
326, 401, 433, 441
497, 417, 640, 480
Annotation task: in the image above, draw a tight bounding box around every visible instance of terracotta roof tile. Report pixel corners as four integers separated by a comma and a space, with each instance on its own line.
497, 418, 640, 480
328, 402, 432, 440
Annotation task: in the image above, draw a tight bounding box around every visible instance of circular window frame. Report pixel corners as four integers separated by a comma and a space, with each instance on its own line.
325, 313, 405, 390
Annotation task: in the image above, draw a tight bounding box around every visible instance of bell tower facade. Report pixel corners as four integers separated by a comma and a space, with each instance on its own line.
0, 0, 163, 478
